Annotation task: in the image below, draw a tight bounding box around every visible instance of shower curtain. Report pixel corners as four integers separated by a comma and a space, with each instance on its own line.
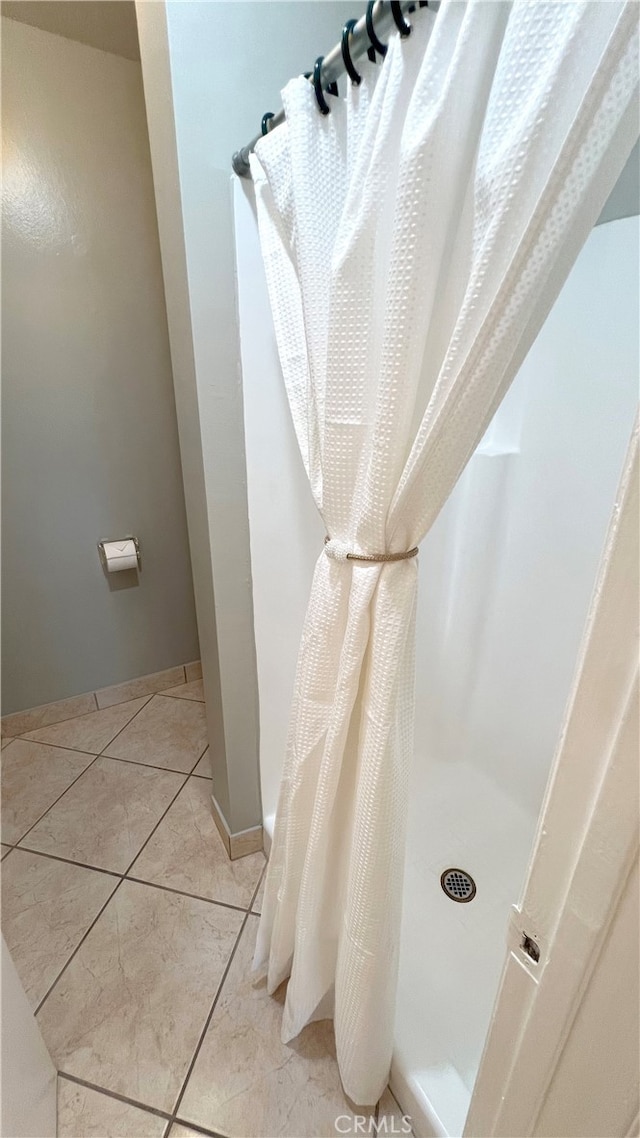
249, 0, 639, 1105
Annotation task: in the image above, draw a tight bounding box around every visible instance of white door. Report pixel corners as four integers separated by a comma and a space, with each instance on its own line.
465, 426, 639, 1138
1, 935, 57, 1138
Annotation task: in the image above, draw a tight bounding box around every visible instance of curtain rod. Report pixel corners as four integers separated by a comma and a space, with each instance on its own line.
231, 0, 436, 178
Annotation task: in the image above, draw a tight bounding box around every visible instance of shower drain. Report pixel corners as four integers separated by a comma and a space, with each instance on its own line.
440, 867, 476, 903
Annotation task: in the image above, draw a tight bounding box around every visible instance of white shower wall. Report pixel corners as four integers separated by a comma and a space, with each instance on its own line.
414, 217, 639, 817
235, 178, 638, 1129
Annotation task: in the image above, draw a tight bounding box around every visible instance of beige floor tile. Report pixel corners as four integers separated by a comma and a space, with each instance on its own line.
251, 872, 266, 915
103, 696, 207, 774
2, 848, 117, 1007
1, 741, 94, 845
191, 750, 211, 778
22, 758, 185, 873
1, 736, 14, 749
96, 667, 185, 710
378, 1089, 414, 1135
1, 692, 97, 738
161, 679, 205, 702
184, 661, 202, 683
180, 917, 372, 1138
39, 880, 243, 1113
131, 777, 264, 908
169, 1126, 203, 1137
57, 1078, 167, 1137
23, 697, 151, 754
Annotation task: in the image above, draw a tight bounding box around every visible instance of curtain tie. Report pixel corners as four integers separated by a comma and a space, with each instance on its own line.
324, 536, 418, 563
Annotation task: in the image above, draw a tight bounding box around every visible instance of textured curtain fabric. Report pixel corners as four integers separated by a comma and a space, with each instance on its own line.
249, 0, 639, 1105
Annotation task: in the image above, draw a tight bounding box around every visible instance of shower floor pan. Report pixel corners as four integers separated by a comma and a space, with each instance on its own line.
391, 757, 538, 1137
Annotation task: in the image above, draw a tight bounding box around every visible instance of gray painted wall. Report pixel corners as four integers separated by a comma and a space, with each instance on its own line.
2, 17, 199, 715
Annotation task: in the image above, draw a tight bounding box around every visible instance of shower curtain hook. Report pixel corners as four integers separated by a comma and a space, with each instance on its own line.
341, 19, 362, 85
390, 1, 412, 35
261, 112, 275, 136
313, 56, 333, 115
366, 2, 388, 57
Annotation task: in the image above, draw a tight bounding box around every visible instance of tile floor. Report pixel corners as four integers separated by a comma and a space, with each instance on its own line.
1, 680, 404, 1137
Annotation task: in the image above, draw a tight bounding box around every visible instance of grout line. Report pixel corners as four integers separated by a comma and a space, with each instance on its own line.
161, 693, 205, 704
172, 1117, 227, 1138
248, 863, 266, 913
95, 752, 198, 778
58, 1071, 173, 1124
170, 910, 252, 1124
98, 740, 209, 784
33, 766, 198, 1015
33, 764, 189, 1014
118, 744, 214, 885
8, 695, 154, 753
10, 695, 158, 848
7, 738, 101, 758
120, 769, 198, 878
13, 840, 255, 916
16, 724, 221, 1020
93, 695, 155, 758
16, 845, 123, 879
34, 876, 123, 1015
15, 748, 206, 781
87, 706, 207, 796
92, 692, 99, 711
124, 876, 252, 916
12, 753, 101, 848
13, 742, 193, 780
9, 686, 252, 1137
98, 726, 209, 780
7, 697, 204, 779
11, 742, 212, 885
1, 703, 98, 737
153, 692, 205, 706
44, 885, 250, 1134
189, 744, 210, 774
5, 698, 132, 741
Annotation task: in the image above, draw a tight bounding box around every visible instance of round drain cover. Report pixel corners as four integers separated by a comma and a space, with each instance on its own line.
441, 867, 476, 903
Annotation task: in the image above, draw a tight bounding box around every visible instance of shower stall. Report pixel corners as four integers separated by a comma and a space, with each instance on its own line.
234, 165, 638, 1135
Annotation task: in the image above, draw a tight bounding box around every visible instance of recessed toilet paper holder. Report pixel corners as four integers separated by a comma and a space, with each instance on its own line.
97, 536, 142, 573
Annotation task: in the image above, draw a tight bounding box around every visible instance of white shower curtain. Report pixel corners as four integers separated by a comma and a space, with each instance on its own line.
250, 0, 639, 1105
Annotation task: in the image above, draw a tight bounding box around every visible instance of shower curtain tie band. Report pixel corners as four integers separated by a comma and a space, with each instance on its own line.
324, 536, 418, 563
